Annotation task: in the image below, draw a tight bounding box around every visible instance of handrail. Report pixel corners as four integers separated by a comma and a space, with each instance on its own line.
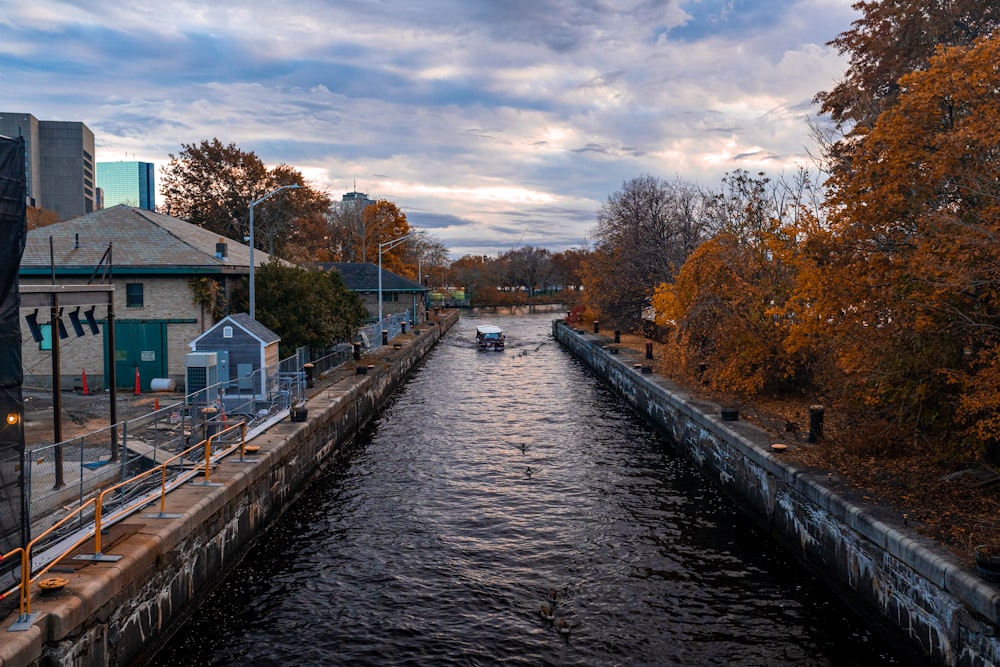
0, 547, 24, 605
152, 421, 247, 516
16, 498, 97, 618
92, 421, 247, 555
8, 419, 250, 630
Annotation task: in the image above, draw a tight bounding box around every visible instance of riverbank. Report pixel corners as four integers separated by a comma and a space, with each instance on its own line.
0, 310, 459, 667
553, 319, 1000, 667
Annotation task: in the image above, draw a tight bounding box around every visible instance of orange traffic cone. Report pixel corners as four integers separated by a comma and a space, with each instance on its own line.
134, 367, 141, 395
81, 368, 89, 395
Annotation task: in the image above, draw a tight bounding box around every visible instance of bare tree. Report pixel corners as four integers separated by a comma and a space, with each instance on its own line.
584, 175, 712, 328
505, 246, 552, 296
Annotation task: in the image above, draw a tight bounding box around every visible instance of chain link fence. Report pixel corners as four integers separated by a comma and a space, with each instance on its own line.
16, 320, 419, 576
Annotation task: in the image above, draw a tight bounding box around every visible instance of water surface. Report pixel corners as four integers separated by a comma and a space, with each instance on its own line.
153, 309, 902, 666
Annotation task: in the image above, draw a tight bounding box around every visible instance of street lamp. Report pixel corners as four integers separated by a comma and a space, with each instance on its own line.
248, 184, 301, 320
378, 233, 412, 326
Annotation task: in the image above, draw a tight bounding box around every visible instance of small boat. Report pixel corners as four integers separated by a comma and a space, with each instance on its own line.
475, 325, 505, 351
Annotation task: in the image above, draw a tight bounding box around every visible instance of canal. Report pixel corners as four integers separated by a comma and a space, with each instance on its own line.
152, 308, 904, 666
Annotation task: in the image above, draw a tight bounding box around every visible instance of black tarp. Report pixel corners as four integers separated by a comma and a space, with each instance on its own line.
0, 135, 27, 555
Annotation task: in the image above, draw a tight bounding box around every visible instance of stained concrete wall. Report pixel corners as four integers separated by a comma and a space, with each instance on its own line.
0, 311, 458, 667
553, 320, 1000, 667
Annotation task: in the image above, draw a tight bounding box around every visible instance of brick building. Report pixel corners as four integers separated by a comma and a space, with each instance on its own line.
19, 205, 272, 392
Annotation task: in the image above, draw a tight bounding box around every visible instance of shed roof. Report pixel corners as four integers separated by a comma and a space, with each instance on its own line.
189, 312, 281, 349
321, 262, 428, 293
20, 205, 273, 276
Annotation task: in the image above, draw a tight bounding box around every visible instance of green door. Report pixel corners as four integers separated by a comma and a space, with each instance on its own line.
105, 321, 168, 392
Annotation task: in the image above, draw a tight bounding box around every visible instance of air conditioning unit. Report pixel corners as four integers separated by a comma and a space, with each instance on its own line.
185, 352, 219, 405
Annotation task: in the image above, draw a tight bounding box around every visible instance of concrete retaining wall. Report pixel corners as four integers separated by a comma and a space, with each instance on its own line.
0, 311, 458, 667
554, 320, 1000, 667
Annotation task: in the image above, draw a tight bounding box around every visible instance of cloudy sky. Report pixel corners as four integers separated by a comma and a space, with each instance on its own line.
2, 0, 857, 258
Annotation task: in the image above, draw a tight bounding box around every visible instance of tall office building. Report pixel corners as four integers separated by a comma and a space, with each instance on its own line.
0, 112, 96, 220
341, 190, 374, 209
97, 161, 155, 210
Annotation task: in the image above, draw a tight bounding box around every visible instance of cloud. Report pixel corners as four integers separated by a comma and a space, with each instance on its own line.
2, 0, 858, 257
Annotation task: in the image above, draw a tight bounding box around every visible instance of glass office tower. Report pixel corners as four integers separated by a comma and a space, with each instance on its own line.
96, 161, 155, 210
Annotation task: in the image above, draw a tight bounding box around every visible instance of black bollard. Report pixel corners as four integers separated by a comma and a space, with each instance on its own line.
645, 342, 653, 360
401, 322, 407, 334
353, 342, 362, 361
382, 329, 389, 346
614, 330, 621, 344
808, 405, 825, 443
594, 320, 600, 334
303, 363, 314, 388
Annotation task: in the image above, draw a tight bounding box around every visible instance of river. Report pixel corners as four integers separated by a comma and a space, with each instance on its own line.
152, 307, 903, 666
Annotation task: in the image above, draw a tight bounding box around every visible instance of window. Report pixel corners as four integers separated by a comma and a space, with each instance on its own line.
126, 283, 144, 308
39, 324, 52, 351
223, 326, 233, 339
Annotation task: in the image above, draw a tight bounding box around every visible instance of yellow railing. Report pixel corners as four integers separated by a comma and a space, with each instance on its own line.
16, 499, 98, 621
0, 547, 24, 604
5, 420, 250, 630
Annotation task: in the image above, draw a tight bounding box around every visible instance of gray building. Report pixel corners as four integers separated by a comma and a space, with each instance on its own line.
320, 262, 428, 324
341, 190, 374, 209
189, 313, 281, 400
0, 112, 96, 220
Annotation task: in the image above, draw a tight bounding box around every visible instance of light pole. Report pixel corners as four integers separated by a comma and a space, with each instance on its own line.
378, 233, 412, 326
248, 184, 301, 320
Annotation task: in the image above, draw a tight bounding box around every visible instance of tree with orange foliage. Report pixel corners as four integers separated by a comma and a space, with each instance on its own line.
362, 200, 411, 276
160, 139, 330, 260
791, 36, 1000, 453
652, 169, 822, 396
815, 1, 998, 174
26, 206, 59, 231
654, 232, 802, 396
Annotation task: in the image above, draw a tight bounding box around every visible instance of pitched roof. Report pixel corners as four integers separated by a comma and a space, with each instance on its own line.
321, 262, 428, 293
190, 312, 280, 346
20, 205, 273, 275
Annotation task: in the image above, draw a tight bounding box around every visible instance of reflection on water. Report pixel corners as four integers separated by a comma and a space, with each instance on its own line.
153, 308, 903, 666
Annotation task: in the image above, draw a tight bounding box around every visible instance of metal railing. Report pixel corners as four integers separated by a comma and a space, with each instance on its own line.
306, 343, 354, 376
4, 338, 364, 628
357, 310, 411, 351
21, 353, 309, 556
4, 422, 250, 632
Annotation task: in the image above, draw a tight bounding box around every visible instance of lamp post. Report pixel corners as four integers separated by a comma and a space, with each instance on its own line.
248, 184, 301, 320
378, 233, 412, 326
